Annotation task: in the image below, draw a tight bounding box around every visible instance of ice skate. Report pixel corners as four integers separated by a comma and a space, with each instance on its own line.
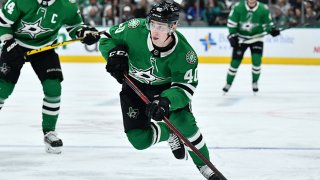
168, 133, 187, 160
44, 131, 63, 154
252, 82, 259, 94
222, 84, 231, 95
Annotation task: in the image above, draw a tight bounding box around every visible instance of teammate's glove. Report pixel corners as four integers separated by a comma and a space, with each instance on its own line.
269, 27, 280, 37
227, 34, 239, 48
1, 39, 25, 61
145, 95, 170, 121
76, 26, 100, 45
105, 46, 128, 84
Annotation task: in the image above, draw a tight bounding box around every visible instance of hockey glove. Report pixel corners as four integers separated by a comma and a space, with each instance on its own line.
269, 27, 280, 37
105, 46, 128, 84
1, 39, 25, 62
76, 26, 100, 45
227, 34, 239, 48
145, 95, 170, 121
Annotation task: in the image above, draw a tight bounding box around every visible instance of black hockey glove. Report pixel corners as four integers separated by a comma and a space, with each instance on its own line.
227, 34, 239, 48
269, 27, 280, 37
145, 96, 170, 121
1, 39, 25, 61
105, 46, 128, 84
76, 26, 100, 45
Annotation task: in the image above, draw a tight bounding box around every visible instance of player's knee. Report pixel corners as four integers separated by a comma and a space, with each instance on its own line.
42, 79, 61, 97
126, 129, 150, 150
0, 79, 15, 99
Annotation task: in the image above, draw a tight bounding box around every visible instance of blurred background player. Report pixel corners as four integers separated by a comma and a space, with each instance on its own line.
0, 0, 100, 154
99, 1, 222, 179
223, 0, 280, 94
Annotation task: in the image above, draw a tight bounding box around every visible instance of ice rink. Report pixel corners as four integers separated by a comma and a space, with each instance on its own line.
0, 63, 319, 180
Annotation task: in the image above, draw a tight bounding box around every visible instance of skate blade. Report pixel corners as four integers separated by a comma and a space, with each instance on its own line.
183, 148, 188, 160
45, 143, 62, 154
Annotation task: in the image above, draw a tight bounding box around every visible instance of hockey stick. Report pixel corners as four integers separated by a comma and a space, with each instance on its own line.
240, 23, 310, 44
123, 74, 228, 180
25, 31, 111, 56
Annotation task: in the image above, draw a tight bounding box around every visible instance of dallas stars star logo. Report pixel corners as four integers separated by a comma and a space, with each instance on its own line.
17, 18, 52, 39
130, 66, 166, 84
0, 63, 11, 75
127, 107, 139, 119
240, 13, 258, 32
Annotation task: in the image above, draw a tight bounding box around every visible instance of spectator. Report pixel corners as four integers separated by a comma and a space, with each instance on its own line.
134, 0, 149, 18
121, 6, 135, 22
202, 0, 222, 26
286, 7, 299, 26
102, 4, 115, 26
305, 5, 319, 26
276, 0, 291, 15
271, 4, 288, 27
185, 1, 197, 25
82, 0, 103, 26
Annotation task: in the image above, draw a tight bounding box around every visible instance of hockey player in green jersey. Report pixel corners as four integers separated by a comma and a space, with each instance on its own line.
0, 0, 100, 154
223, 0, 280, 94
99, 1, 221, 180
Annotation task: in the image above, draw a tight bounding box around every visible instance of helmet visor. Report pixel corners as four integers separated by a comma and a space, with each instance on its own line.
148, 21, 171, 33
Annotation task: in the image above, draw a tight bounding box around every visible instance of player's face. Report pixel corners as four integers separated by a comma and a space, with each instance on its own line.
247, 0, 257, 7
149, 20, 172, 47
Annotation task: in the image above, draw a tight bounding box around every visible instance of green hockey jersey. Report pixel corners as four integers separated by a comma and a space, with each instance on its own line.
227, 1, 274, 41
0, 0, 83, 49
99, 18, 198, 110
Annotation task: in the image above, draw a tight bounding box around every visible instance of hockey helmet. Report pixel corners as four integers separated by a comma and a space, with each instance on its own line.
37, 0, 56, 7
147, 1, 180, 24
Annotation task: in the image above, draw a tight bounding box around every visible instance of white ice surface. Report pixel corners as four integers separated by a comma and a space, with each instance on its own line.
0, 63, 319, 180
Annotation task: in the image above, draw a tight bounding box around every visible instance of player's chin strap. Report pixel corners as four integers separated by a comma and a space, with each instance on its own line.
38, 0, 56, 7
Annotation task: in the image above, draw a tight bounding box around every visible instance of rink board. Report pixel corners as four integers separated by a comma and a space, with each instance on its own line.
55, 27, 319, 65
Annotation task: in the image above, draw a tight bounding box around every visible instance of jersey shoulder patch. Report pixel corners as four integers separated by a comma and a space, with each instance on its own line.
128, 19, 140, 29
186, 50, 197, 65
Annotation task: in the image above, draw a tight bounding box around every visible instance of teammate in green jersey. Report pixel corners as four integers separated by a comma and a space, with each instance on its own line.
223, 0, 280, 94
99, 1, 221, 180
0, 0, 100, 154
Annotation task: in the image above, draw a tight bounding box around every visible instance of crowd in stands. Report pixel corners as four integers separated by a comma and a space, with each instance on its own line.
0, 0, 319, 27
77, 0, 320, 27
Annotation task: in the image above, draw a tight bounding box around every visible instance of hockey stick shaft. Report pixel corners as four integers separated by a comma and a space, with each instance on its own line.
25, 31, 111, 56
241, 23, 309, 44
123, 74, 227, 180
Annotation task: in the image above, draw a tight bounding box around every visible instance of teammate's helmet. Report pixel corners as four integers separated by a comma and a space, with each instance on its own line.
147, 1, 180, 24
37, 0, 56, 7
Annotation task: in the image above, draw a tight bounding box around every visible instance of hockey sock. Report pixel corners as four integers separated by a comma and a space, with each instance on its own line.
226, 59, 241, 85
186, 129, 210, 166
252, 53, 262, 82
0, 80, 15, 110
126, 121, 170, 150
42, 79, 61, 134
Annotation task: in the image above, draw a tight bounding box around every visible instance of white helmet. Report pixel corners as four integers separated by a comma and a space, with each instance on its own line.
37, 0, 56, 7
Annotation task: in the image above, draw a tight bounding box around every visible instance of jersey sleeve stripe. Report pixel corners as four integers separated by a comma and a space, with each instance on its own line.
0, 17, 10, 27
65, 24, 83, 33
227, 19, 237, 26
171, 82, 195, 100
0, 10, 14, 26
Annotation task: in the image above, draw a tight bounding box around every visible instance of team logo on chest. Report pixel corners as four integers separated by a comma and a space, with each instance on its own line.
17, 18, 53, 39
130, 66, 166, 84
240, 13, 257, 32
